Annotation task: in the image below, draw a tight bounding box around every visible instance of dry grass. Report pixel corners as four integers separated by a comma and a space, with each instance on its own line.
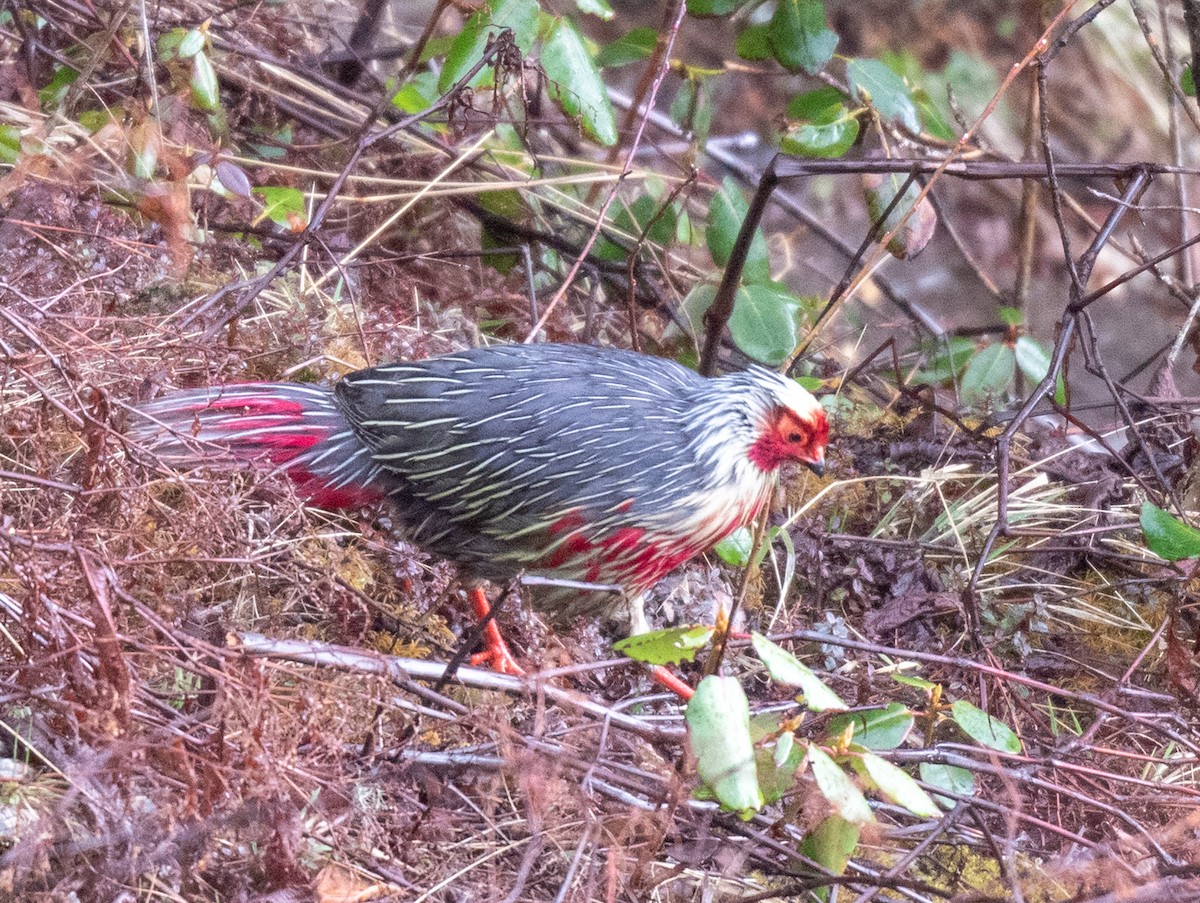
4, 1, 1200, 901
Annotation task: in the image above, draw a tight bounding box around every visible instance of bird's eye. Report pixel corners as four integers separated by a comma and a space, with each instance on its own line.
787, 432, 803, 443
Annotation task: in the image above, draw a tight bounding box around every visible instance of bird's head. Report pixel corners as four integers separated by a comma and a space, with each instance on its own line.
744, 374, 829, 476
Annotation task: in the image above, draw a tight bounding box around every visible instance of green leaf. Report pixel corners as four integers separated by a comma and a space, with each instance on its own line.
950, 700, 1022, 754
916, 93, 955, 140
77, 110, 113, 133
156, 28, 186, 61
891, 674, 938, 692
438, 0, 540, 92
0, 124, 20, 165
854, 752, 939, 817
998, 305, 1023, 326
770, 0, 838, 75
178, 28, 206, 60
481, 225, 519, 273
595, 27, 657, 67
674, 281, 716, 341
847, 58, 919, 131
1140, 502, 1200, 561
780, 114, 859, 159
862, 172, 936, 258
391, 71, 438, 114
669, 77, 713, 140
828, 702, 913, 750
191, 52, 220, 111
959, 343, 1014, 406
253, 186, 306, 227
714, 526, 753, 566
729, 282, 803, 366
542, 18, 618, 146
786, 86, 845, 120
615, 193, 678, 246
756, 729, 804, 804
799, 815, 860, 887
807, 743, 873, 824
1183, 65, 1196, 97
38, 65, 79, 109
614, 625, 715, 665
735, 23, 772, 61
751, 633, 848, 711
913, 336, 975, 385
706, 176, 771, 281
686, 676, 763, 817
919, 762, 976, 809
687, 0, 740, 14
575, 0, 614, 18
1013, 335, 1066, 404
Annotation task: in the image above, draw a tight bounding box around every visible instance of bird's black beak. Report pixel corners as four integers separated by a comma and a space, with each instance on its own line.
806, 458, 825, 477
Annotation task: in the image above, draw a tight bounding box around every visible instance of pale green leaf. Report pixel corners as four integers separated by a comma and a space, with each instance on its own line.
1140, 502, 1200, 561
856, 752, 939, 817
807, 743, 873, 824
751, 633, 847, 712
542, 18, 618, 146
614, 625, 715, 666
950, 700, 1021, 754
687, 676, 763, 817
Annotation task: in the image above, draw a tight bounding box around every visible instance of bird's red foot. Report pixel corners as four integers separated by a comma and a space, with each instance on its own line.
468, 587, 526, 676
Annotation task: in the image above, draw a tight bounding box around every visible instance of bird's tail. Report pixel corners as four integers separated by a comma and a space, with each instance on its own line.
130, 383, 386, 509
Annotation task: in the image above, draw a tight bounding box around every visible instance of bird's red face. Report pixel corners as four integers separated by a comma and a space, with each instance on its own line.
747, 405, 829, 475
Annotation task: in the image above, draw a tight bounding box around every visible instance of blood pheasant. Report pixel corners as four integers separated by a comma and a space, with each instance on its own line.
134, 343, 829, 685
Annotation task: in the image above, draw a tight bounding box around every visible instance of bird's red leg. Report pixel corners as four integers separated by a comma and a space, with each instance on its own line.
467, 586, 526, 676
649, 665, 694, 700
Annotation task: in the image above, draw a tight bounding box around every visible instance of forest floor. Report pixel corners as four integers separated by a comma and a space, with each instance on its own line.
3, 2, 1200, 901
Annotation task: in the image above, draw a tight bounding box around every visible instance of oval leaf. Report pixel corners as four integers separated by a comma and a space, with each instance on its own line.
919, 762, 976, 809
1014, 335, 1065, 404
253, 186, 307, 228
799, 815, 860, 879
787, 86, 845, 120
614, 625, 715, 666
856, 752, 939, 817
914, 336, 975, 385
751, 633, 848, 712
542, 18, 618, 146
807, 743, 873, 824
862, 172, 936, 259
191, 52, 220, 112
438, 0, 540, 92
706, 176, 771, 281
0, 125, 20, 165
828, 702, 913, 750
214, 160, 252, 198
687, 0, 739, 15
781, 116, 859, 159
595, 27, 657, 67
769, 0, 838, 75
178, 28, 206, 60
736, 23, 772, 61
847, 58, 919, 131
686, 676, 763, 817
959, 343, 1014, 406
729, 282, 803, 366
1140, 502, 1200, 561
950, 700, 1021, 753
714, 526, 753, 566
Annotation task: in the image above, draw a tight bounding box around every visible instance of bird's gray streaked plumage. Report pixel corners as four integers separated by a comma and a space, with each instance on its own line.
133, 343, 829, 618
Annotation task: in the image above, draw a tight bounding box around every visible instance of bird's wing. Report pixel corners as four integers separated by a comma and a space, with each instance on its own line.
335, 345, 707, 578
